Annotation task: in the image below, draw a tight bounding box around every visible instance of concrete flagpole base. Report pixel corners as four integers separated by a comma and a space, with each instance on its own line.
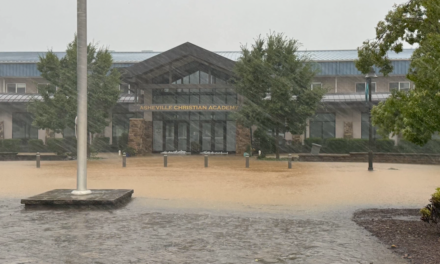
71, 189, 92, 195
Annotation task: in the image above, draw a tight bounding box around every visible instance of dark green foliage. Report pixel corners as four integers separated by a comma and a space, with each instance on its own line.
28, 139, 46, 152
375, 139, 395, 153
253, 128, 275, 158
234, 32, 325, 159
356, 1, 440, 145
46, 139, 66, 155
0, 139, 21, 152
46, 138, 77, 156
29, 36, 121, 135
324, 138, 348, 154
190, 141, 201, 154
124, 146, 137, 157
397, 140, 440, 154
116, 133, 129, 151
113, 133, 136, 156
91, 137, 111, 152
303, 138, 394, 154
421, 188, 440, 224
347, 139, 369, 152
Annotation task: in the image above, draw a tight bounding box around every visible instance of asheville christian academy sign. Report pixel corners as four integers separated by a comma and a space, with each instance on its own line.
129, 104, 240, 112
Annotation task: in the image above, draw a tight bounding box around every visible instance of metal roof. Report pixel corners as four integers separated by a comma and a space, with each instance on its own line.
0, 93, 135, 103
0, 49, 414, 63
0, 93, 390, 103
321, 92, 391, 102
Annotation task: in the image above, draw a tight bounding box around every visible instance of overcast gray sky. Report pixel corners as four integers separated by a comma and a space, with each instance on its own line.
0, 0, 410, 52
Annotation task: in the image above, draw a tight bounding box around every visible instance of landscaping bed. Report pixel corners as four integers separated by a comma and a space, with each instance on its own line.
353, 208, 440, 264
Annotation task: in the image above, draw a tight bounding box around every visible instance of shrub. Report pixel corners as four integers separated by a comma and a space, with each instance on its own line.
347, 139, 369, 152
398, 139, 440, 154
28, 139, 46, 152
122, 146, 136, 157
421, 188, 440, 224
0, 139, 21, 152
375, 139, 395, 152
117, 133, 129, 150
46, 138, 66, 155
91, 137, 110, 152
253, 128, 275, 157
324, 138, 348, 154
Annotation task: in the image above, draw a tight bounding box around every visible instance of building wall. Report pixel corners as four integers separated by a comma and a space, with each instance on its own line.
0, 77, 46, 93
313, 75, 413, 93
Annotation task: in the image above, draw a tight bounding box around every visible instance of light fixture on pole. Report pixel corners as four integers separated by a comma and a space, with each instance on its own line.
366, 66, 377, 171
72, 0, 91, 195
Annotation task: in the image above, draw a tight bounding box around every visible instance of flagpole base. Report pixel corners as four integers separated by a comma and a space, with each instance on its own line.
71, 189, 92, 195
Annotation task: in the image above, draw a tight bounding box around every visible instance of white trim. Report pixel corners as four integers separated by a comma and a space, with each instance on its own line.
119, 84, 131, 94
6, 83, 26, 94
389, 81, 410, 92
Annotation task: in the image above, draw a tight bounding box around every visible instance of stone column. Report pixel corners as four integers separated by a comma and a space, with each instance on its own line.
236, 123, 251, 155
128, 118, 152, 155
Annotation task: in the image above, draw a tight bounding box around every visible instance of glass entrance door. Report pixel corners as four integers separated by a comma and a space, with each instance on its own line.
165, 122, 175, 151
163, 121, 189, 152
201, 122, 212, 151
177, 122, 189, 151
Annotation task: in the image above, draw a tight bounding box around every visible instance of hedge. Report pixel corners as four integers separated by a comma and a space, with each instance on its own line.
0, 139, 21, 152
46, 137, 77, 155
91, 137, 111, 152
397, 139, 440, 154
28, 139, 46, 152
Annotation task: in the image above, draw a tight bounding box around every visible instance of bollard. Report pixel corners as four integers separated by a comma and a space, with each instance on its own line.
118, 150, 121, 156
204, 155, 208, 168
246, 156, 249, 168
288, 154, 292, 169
164, 155, 168, 167
122, 152, 126, 167
36, 152, 40, 168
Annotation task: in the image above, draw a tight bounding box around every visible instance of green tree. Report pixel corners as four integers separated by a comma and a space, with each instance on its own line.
234, 32, 325, 159
355, 0, 440, 145
29, 36, 121, 138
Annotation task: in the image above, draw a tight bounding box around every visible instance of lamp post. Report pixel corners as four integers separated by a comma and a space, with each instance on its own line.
366, 67, 377, 171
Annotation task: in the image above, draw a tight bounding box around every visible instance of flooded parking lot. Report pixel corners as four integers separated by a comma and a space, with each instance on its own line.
1, 198, 405, 264
1, 156, 439, 263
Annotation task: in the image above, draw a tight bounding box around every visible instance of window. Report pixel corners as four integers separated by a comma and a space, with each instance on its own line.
389, 82, 410, 92
355, 82, 376, 93
120, 84, 130, 94
112, 113, 136, 145
7, 83, 26, 94
12, 112, 38, 139
361, 112, 381, 139
311, 83, 322, 90
309, 113, 335, 139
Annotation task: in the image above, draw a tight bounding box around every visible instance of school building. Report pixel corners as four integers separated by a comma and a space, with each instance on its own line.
0, 42, 414, 154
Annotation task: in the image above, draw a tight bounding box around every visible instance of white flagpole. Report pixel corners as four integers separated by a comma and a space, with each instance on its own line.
72, 0, 91, 195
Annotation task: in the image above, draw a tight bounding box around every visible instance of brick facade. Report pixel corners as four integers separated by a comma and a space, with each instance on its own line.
128, 118, 152, 155
236, 123, 251, 155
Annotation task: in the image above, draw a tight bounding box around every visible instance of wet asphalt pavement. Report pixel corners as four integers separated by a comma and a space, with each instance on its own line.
0, 198, 406, 264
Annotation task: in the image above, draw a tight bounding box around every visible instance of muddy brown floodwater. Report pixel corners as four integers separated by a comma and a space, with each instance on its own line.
1, 155, 439, 263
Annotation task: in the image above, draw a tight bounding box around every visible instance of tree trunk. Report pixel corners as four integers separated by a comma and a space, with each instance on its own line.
275, 127, 280, 160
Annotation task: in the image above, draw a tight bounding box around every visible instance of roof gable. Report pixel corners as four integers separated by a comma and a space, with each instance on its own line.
122, 42, 236, 79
